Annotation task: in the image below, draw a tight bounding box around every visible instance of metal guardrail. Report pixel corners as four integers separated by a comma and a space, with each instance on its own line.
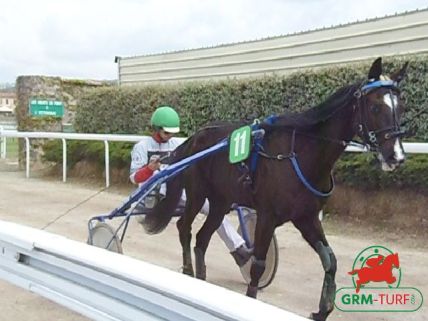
0, 219, 308, 321
0, 129, 427, 187
345, 142, 428, 154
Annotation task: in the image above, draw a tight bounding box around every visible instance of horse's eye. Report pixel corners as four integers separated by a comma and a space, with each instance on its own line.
371, 105, 380, 113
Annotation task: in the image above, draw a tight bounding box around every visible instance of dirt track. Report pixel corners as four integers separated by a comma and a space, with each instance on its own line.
0, 169, 426, 321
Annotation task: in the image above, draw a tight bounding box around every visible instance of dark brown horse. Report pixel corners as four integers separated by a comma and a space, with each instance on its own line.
143, 58, 409, 321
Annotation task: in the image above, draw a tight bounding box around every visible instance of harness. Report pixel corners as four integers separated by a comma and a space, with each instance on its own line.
248, 124, 334, 198
355, 80, 405, 150
243, 79, 403, 198
250, 115, 277, 172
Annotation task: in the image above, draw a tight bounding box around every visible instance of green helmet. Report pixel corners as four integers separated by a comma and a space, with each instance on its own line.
150, 106, 180, 133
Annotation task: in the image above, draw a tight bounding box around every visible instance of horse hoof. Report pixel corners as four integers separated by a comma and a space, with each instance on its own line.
309, 312, 325, 321
182, 266, 194, 277
246, 285, 258, 298
194, 247, 206, 280
196, 269, 206, 280
195, 262, 206, 280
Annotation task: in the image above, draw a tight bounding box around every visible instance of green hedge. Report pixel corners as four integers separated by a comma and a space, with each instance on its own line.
335, 153, 428, 190
42, 55, 428, 189
42, 140, 134, 169
75, 55, 428, 140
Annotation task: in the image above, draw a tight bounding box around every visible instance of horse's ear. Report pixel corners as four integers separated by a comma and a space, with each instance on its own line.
368, 57, 382, 81
390, 61, 409, 84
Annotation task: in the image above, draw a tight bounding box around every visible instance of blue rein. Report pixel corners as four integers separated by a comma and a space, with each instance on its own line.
289, 155, 334, 197
249, 115, 334, 198
250, 79, 397, 197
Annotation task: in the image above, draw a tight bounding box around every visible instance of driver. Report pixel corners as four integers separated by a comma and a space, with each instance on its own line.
130, 105, 252, 267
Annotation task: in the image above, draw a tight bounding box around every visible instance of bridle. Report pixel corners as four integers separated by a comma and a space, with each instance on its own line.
242, 79, 407, 197
354, 79, 406, 151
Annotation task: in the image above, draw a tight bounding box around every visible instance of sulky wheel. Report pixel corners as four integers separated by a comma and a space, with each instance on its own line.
87, 222, 123, 254
237, 212, 279, 289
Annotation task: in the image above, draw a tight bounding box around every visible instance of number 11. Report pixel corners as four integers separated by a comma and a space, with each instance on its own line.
233, 130, 247, 157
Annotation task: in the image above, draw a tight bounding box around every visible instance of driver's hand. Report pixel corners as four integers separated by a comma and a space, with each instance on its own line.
148, 156, 161, 171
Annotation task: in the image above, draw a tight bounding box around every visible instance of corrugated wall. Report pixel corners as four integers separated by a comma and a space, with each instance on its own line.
117, 9, 428, 85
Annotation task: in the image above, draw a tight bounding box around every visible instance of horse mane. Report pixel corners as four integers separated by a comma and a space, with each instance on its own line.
200, 120, 243, 130
179, 83, 360, 144
268, 83, 359, 130
170, 120, 242, 162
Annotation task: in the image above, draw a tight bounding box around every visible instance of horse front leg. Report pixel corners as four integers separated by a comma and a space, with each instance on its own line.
311, 241, 337, 321
246, 214, 275, 298
293, 215, 337, 321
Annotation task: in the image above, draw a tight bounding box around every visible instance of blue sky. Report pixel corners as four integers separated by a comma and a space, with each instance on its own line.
0, 0, 426, 83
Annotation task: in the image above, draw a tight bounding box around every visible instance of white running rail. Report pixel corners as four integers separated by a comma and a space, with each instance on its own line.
0, 129, 427, 187
0, 219, 308, 321
0, 130, 185, 187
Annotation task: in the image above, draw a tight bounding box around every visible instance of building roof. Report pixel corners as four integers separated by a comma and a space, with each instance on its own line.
0, 91, 16, 98
118, 7, 428, 60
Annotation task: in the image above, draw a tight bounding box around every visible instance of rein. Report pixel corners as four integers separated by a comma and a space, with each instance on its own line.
247, 79, 404, 197
255, 128, 334, 197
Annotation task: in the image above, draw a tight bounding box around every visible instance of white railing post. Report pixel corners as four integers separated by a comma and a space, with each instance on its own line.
2, 137, 6, 159
62, 138, 67, 183
1, 136, 6, 159
25, 137, 30, 178
0, 131, 153, 184
0, 126, 5, 159
104, 140, 110, 188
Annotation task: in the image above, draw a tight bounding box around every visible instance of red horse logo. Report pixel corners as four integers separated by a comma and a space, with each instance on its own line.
348, 253, 400, 293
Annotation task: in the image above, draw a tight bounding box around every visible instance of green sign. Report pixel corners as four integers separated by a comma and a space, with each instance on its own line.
29, 99, 64, 117
229, 125, 251, 163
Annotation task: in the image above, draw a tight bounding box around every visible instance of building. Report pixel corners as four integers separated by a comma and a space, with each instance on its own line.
115, 8, 428, 85
0, 90, 16, 114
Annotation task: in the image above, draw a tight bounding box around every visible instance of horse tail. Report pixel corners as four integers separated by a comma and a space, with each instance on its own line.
348, 269, 359, 275
142, 138, 194, 234
141, 174, 183, 234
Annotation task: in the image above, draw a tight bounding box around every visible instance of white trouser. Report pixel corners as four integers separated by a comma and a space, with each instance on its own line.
199, 200, 245, 252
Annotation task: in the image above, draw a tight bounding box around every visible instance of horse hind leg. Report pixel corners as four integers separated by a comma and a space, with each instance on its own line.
177, 196, 206, 277
194, 199, 230, 280
293, 216, 337, 321
176, 217, 193, 276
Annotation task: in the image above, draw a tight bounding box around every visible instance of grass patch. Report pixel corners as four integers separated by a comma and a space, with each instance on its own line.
2, 137, 18, 159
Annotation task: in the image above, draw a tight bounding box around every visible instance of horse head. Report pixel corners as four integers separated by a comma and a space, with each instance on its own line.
354, 57, 409, 171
